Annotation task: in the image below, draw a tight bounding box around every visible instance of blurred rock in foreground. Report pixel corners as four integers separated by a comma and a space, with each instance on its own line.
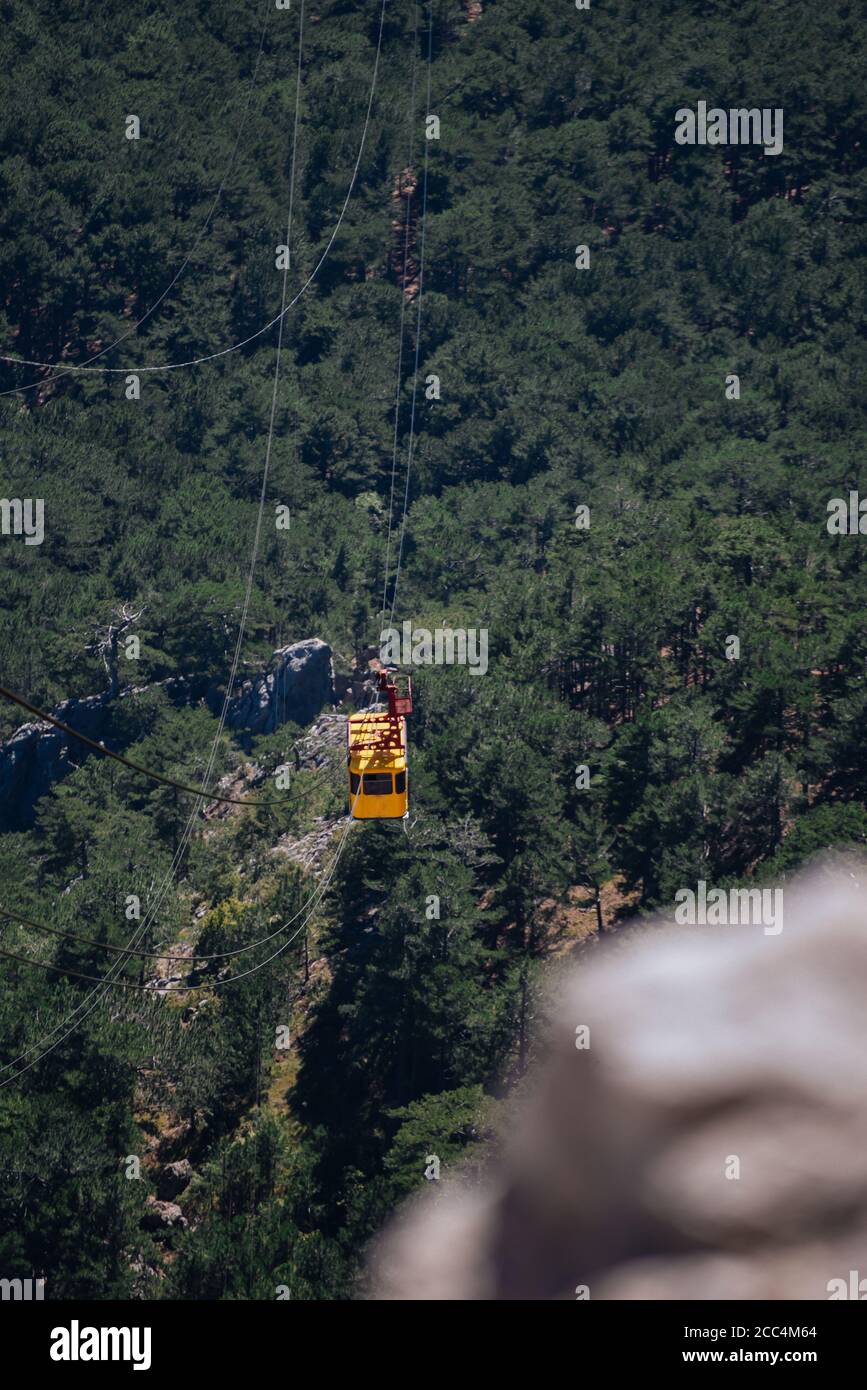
369, 859, 867, 1300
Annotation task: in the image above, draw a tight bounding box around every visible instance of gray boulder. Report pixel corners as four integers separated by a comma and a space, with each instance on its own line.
213, 639, 334, 739
142, 1196, 188, 1232
157, 1159, 193, 1200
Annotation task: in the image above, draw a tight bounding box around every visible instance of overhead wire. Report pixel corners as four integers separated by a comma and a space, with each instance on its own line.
0, 792, 356, 996
0, 0, 390, 394
0, 681, 335, 807
0, 858, 333, 960
380, 4, 420, 629
0, 0, 429, 1069
0, 0, 324, 1081
0, 0, 274, 400
0, 2, 425, 977
387, 2, 433, 630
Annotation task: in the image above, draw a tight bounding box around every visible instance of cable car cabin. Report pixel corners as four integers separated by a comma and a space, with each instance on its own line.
347, 671, 412, 821
347, 712, 407, 819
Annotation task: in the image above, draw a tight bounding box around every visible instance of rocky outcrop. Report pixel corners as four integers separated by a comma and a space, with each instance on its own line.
0, 690, 112, 829
391, 167, 420, 299
291, 711, 350, 769
0, 640, 334, 830
274, 814, 348, 874
214, 639, 334, 744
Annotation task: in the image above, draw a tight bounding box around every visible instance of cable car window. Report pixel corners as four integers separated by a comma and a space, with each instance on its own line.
363, 773, 393, 795
394, 771, 406, 793
349, 772, 361, 793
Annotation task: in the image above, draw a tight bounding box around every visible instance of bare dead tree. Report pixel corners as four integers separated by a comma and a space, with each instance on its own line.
87, 603, 145, 697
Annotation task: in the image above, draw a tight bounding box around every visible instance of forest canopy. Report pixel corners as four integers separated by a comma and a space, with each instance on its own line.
0, 0, 865, 1299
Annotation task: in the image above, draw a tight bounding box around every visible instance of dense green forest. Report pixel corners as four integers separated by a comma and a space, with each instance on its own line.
0, 0, 866, 1298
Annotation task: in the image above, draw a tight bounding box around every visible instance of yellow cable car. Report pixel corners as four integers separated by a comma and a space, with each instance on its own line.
347, 671, 411, 821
